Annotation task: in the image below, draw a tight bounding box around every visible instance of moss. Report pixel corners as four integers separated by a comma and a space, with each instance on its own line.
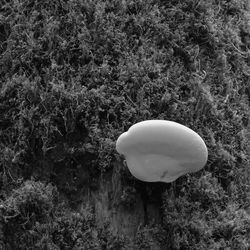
0, 0, 250, 248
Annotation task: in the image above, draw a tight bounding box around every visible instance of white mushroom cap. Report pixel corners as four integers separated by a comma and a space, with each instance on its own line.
116, 120, 208, 183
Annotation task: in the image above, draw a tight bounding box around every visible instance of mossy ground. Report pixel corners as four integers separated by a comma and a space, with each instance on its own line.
0, 0, 250, 249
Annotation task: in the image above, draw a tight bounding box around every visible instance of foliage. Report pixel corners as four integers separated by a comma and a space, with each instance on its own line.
162, 181, 250, 249
0, 0, 250, 248
1, 180, 58, 249
133, 225, 167, 249
1, 181, 127, 249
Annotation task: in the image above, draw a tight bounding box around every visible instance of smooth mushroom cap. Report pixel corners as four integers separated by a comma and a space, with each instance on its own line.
116, 120, 208, 183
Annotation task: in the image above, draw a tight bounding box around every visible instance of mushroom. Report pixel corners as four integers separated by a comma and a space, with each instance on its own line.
116, 120, 208, 183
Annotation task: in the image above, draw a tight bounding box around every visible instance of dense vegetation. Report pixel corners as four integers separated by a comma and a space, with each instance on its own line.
0, 0, 250, 249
